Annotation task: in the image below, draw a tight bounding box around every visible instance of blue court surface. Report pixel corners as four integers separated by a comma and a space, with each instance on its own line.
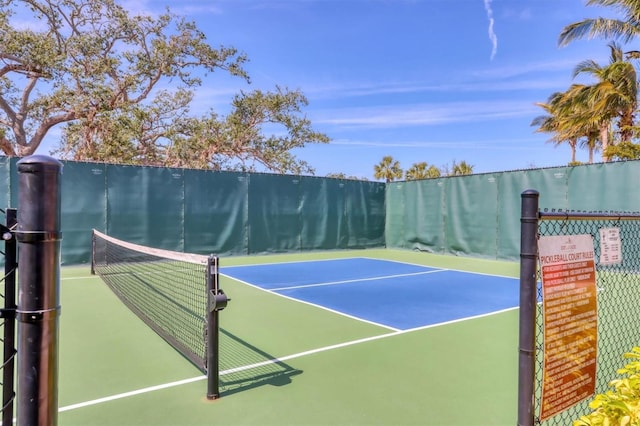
222, 257, 519, 331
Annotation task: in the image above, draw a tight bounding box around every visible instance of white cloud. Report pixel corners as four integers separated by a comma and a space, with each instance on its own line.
483, 0, 498, 60
304, 76, 570, 99
330, 138, 541, 150
314, 100, 537, 129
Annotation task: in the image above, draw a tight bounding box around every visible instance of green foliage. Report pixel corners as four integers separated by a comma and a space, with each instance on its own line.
543, 4, 640, 164
2, 0, 328, 174
603, 141, 640, 161
574, 347, 640, 426
164, 86, 330, 174
1, 0, 248, 156
326, 172, 368, 181
450, 160, 474, 176
374, 156, 403, 182
405, 162, 441, 180
375, 158, 473, 181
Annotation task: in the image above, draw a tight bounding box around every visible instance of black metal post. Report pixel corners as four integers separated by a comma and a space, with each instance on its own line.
2, 208, 17, 426
15, 155, 63, 426
517, 189, 539, 426
206, 255, 228, 400
90, 230, 95, 275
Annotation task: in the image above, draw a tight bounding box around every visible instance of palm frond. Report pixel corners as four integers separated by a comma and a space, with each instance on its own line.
559, 18, 639, 46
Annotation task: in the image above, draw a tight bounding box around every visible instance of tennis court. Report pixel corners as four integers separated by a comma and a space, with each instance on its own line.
5, 153, 640, 426
223, 257, 520, 330
57, 249, 520, 426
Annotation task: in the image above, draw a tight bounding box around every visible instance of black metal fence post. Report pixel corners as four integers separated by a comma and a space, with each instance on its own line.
517, 190, 539, 426
15, 155, 63, 426
2, 208, 17, 426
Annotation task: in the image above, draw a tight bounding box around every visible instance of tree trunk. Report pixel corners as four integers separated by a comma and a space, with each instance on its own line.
600, 123, 609, 162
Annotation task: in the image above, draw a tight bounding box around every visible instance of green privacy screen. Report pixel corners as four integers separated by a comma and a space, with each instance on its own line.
184, 169, 249, 256
43, 161, 385, 264
61, 162, 107, 264
106, 165, 185, 252
385, 161, 640, 260
246, 173, 386, 253
0, 157, 11, 210
385, 179, 445, 253
300, 177, 348, 249
247, 173, 303, 253
1, 157, 639, 264
444, 174, 500, 256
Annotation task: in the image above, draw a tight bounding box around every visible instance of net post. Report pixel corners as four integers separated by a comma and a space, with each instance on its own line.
206, 255, 221, 400
517, 189, 539, 426
2, 208, 17, 426
90, 230, 96, 275
15, 155, 63, 426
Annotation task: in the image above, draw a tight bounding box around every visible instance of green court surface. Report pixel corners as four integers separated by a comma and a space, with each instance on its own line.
57, 249, 520, 426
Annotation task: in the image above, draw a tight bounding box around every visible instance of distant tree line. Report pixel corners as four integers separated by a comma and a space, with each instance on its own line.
372, 156, 474, 182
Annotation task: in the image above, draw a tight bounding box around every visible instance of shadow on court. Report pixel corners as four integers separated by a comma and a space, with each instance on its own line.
219, 328, 302, 396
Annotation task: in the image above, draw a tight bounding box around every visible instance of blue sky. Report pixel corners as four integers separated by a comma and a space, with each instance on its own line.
41, 0, 615, 179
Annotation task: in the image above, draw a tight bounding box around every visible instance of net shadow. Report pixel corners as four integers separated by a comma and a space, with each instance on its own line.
219, 328, 302, 396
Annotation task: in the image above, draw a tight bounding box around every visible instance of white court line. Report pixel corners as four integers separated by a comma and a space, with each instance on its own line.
57, 306, 517, 414
221, 274, 400, 331
270, 269, 447, 291
222, 256, 369, 269
61, 275, 99, 281
360, 256, 519, 280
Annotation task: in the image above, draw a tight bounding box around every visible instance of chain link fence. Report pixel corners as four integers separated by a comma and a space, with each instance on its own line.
526, 209, 640, 425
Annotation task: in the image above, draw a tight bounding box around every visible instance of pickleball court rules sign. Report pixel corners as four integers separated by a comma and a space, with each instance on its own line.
538, 234, 597, 422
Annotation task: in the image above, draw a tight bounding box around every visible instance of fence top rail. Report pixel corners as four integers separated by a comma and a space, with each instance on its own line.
539, 210, 640, 221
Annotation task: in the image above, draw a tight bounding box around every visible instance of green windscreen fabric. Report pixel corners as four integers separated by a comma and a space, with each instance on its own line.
402, 179, 445, 253
5, 157, 639, 265
106, 165, 185, 251
567, 162, 640, 212
299, 177, 348, 250
184, 170, 248, 256
444, 174, 500, 257
344, 180, 385, 248
496, 170, 528, 260
9, 157, 18, 210
61, 162, 107, 264
384, 183, 405, 249
531, 166, 569, 211
0, 157, 11, 209
496, 167, 567, 260
386, 164, 631, 260
247, 174, 302, 253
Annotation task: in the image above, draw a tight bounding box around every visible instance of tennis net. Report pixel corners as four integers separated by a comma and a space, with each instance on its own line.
91, 229, 228, 398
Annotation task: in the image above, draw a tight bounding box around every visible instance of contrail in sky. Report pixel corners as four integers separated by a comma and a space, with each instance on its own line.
483, 0, 498, 60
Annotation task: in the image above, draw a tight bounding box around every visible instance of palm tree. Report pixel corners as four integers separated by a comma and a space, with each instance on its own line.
558, 2, 640, 159
569, 43, 638, 160
425, 165, 442, 179
531, 91, 581, 163
404, 162, 442, 180
405, 162, 428, 180
450, 160, 474, 176
561, 83, 610, 162
374, 156, 403, 182
534, 40, 637, 163
559, 1, 640, 49
580, 130, 603, 164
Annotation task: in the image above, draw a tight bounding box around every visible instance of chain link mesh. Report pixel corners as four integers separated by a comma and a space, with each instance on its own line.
534, 213, 640, 425
0, 208, 17, 425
